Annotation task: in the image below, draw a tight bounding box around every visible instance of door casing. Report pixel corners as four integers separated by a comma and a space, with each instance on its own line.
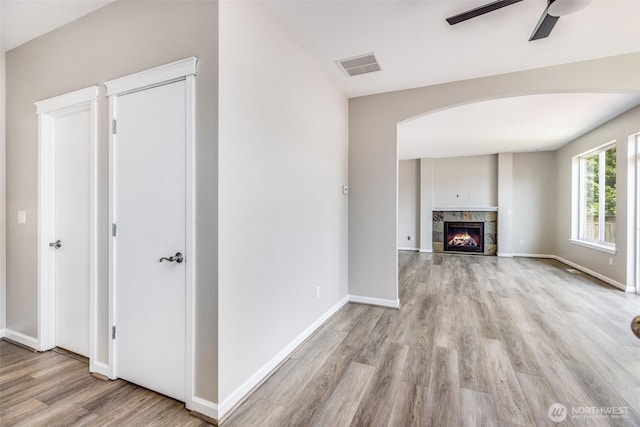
35, 86, 99, 370
104, 57, 197, 410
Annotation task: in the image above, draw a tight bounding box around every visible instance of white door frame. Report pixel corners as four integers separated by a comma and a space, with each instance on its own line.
35, 86, 99, 366
622, 132, 640, 294
104, 57, 197, 409
633, 133, 640, 293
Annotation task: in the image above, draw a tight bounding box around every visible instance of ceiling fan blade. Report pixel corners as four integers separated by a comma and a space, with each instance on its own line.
446, 0, 523, 25
529, 9, 560, 40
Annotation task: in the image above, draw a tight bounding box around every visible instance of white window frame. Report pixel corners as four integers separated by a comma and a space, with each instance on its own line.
570, 141, 617, 254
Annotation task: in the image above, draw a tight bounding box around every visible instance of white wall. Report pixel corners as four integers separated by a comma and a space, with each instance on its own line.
419, 158, 434, 252
432, 154, 498, 208
513, 152, 557, 255
498, 153, 513, 256
556, 106, 640, 287
398, 159, 419, 249
219, 0, 348, 410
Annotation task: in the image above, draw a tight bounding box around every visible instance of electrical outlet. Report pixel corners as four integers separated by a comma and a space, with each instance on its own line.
609, 257, 613, 266
18, 211, 26, 224
316, 286, 320, 299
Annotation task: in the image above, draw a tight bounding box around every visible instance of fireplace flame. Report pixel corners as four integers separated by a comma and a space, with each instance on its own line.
448, 231, 478, 247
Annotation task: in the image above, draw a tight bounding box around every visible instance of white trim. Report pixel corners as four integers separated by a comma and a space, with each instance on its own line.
512, 253, 555, 259
35, 87, 99, 114
35, 86, 99, 356
107, 94, 116, 380
184, 72, 197, 413
348, 294, 400, 308
190, 397, 219, 422
398, 247, 419, 252
91, 361, 111, 379
107, 58, 198, 405
88, 89, 101, 375
419, 248, 433, 253
629, 133, 639, 294
553, 255, 628, 292
0, 329, 5, 338
512, 253, 632, 292
497, 252, 514, 258
217, 296, 349, 419
104, 57, 197, 96
569, 238, 617, 255
573, 141, 617, 248
4, 329, 39, 350
432, 206, 498, 212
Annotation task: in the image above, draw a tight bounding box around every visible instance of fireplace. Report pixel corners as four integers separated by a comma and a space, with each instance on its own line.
444, 222, 484, 253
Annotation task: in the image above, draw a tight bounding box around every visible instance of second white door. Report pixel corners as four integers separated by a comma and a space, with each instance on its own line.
54, 107, 91, 357
114, 80, 187, 401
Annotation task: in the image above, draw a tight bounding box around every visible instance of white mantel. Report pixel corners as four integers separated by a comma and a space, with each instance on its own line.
433, 207, 498, 212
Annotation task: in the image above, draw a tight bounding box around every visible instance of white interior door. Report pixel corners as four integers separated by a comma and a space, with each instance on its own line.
53, 108, 91, 357
114, 80, 187, 401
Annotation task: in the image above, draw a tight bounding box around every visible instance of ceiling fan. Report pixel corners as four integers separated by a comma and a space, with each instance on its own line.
445, 0, 592, 41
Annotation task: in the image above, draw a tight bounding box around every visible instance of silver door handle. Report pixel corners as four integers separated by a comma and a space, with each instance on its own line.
159, 252, 183, 264
632, 316, 640, 339
49, 240, 61, 249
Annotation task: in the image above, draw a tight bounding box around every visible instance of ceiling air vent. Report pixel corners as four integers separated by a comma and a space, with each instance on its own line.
336, 53, 381, 77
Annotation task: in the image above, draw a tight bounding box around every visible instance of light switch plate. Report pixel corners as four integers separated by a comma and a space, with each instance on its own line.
18, 211, 26, 224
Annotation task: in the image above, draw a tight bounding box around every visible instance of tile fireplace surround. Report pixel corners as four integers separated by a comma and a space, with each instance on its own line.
433, 210, 497, 255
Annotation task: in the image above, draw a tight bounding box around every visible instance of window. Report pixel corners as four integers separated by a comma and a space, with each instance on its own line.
576, 143, 616, 250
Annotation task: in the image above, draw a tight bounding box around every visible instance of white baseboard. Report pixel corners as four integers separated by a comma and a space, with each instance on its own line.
513, 253, 555, 259
189, 396, 219, 422
497, 252, 514, 258
553, 255, 627, 292
0, 328, 5, 338
217, 295, 349, 419
348, 294, 400, 309
4, 329, 38, 350
508, 253, 630, 292
90, 361, 112, 379
398, 247, 419, 252
419, 248, 433, 253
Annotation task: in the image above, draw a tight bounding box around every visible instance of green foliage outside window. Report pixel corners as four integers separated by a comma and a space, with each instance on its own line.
582, 145, 616, 244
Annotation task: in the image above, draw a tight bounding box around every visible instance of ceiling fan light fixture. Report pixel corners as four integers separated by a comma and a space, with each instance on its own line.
547, 0, 592, 17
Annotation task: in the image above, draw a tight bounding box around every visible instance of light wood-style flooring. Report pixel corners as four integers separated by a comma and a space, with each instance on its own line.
223, 253, 640, 426
0, 343, 212, 426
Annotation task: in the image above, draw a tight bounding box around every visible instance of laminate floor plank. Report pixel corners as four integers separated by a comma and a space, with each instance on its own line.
350, 342, 408, 426
314, 362, 376, 427
516, 372, 574, 427
221, 398, 287, 427
481, 338, 534, 426
426, 346, 460, 426
459, 388, 502, 427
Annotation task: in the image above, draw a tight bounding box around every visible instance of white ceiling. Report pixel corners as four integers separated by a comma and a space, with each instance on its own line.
2, 0, 639, 157
398, 92, 640, 159
0, 0, 114, 52
264, 0, 640, 98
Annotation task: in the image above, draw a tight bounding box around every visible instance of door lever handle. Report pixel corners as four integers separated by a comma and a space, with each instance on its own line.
49, 240, 61, 249
159, 252, 184, 264
632, 316, 640, 340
